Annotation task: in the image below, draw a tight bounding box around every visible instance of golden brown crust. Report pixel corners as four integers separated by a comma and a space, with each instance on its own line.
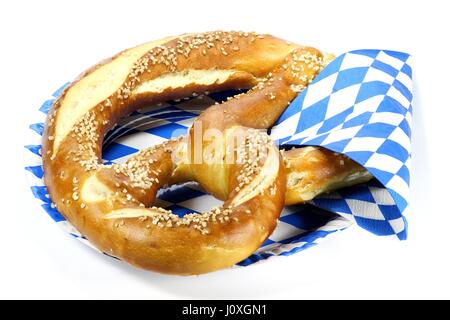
43, 31, 322, 275
42, 31, 369, 275
283, 147, 371, 205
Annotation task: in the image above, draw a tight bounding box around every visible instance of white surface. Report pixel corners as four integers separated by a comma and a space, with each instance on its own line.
1, 0, 449, 299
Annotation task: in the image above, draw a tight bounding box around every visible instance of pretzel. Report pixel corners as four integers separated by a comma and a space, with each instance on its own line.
43, 31, 370, 275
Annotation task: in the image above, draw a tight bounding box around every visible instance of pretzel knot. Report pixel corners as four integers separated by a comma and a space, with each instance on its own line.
42, 31, 369, 274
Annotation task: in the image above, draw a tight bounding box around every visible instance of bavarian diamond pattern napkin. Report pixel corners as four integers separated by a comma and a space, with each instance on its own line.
271, 49, 413, 240
24, 49, 412, 268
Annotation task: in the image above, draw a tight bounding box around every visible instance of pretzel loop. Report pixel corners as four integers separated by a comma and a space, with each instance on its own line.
43, 31, 369, 274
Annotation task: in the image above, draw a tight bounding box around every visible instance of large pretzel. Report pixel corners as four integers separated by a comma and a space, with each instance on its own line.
43, 31, 370, 275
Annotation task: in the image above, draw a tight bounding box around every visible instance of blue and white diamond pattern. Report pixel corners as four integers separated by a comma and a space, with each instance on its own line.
23, 48, 412, 267
24, 86, 349, 267
272, 49, 413, 240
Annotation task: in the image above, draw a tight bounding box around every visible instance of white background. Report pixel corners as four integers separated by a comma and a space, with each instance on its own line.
1, 0, 449, 299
